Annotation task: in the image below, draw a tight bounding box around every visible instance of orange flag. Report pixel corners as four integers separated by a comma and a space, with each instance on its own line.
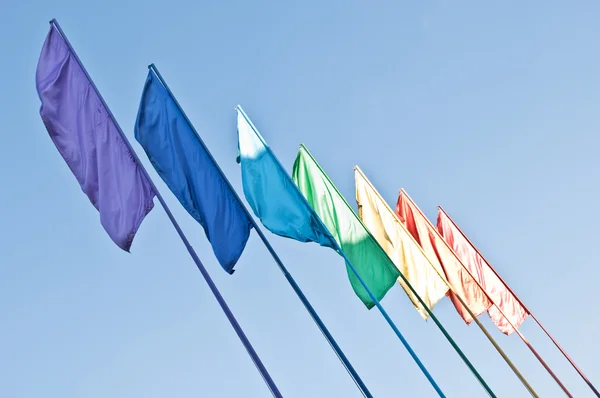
396, 191, 491, 325
437, 209, 528, 335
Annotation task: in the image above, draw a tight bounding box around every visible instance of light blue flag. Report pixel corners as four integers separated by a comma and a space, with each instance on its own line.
236, 107, 335, 249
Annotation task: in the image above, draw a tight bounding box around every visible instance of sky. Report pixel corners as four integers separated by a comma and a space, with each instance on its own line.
2, 1, 599, 397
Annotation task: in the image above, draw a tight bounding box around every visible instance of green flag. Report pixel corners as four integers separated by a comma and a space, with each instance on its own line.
292, 145, 400, 309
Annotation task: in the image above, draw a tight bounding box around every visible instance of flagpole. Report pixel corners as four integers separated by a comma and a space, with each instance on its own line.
147, 65, 373, 398
354, 167, 538, 397
294, 146, 449, 397
400, 188, 572, 397
48, 20, 283, 398
438, 206, 599, 397
335, 245, 448, 396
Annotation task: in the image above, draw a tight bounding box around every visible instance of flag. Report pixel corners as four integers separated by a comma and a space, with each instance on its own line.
236, 108, 336, 249
135, 71, 252, 274
437, 209, 528, 334
292, 146, 400, 309
36, 25, 155, 252
355, 168, 449, 319
396, 192, 491, 324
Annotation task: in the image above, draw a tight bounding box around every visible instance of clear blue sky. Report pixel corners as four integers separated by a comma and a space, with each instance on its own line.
2, 1, 599, 396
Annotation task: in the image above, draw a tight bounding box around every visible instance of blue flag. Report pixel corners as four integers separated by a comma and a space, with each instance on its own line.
36, 25, 155, 252
236, 107, 335, 249
135, 71, 252, 273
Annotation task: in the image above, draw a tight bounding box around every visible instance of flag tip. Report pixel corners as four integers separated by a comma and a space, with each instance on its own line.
49, 18, 57, 25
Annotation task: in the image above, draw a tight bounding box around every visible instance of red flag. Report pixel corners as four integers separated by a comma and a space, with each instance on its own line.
396, 191, 491, 325
437, 209, 528, 335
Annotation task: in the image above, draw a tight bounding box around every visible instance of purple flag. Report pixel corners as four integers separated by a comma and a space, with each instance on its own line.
36, 25, 155, 251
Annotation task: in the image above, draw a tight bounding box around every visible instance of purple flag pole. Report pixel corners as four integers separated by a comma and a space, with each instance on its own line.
48, 19, 282, 398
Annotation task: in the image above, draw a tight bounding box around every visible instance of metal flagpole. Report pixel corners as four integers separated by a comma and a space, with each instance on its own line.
438, 206, 599, 397
149, 64, 373, 398
354, 167, 537, 397
334, 243, 446, 397
49, 19, 283, 398
402, 189, 572, 397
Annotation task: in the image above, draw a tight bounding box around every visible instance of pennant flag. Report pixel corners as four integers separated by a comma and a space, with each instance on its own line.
236, 108, 374, 398
236, 109, 336, 249
396, 192, 491, 324
292, 146, 400, 309
135, 71, 252, 274
354, 168, 449, 319
35, 25, 155, 251
437, 210, 528, 334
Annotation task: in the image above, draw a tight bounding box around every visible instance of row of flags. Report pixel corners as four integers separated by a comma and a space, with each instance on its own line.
36, 20, 597, 397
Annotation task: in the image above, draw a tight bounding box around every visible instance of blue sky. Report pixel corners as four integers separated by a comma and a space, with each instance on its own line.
2, 1, 599, 396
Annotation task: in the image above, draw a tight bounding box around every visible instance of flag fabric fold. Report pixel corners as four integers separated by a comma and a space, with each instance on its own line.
437, 210, 528, 334
236, 109, 336, 249
396, 192, 491, 324
355, 168, 448, 319
36, 25, 155, 252
135, 71, 252, 273
292, 146, 400, 309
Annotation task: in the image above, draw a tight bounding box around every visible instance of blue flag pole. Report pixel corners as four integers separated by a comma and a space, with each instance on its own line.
48, 19, 282, 398
336, 246, 446, 397
148, 64, 373, 398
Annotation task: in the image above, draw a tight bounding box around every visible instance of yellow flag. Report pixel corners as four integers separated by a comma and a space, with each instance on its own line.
354, 167, 449, 319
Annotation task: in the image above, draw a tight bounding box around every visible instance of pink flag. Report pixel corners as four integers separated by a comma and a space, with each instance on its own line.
437, 209, 528, 335
396, 192, 491, 325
